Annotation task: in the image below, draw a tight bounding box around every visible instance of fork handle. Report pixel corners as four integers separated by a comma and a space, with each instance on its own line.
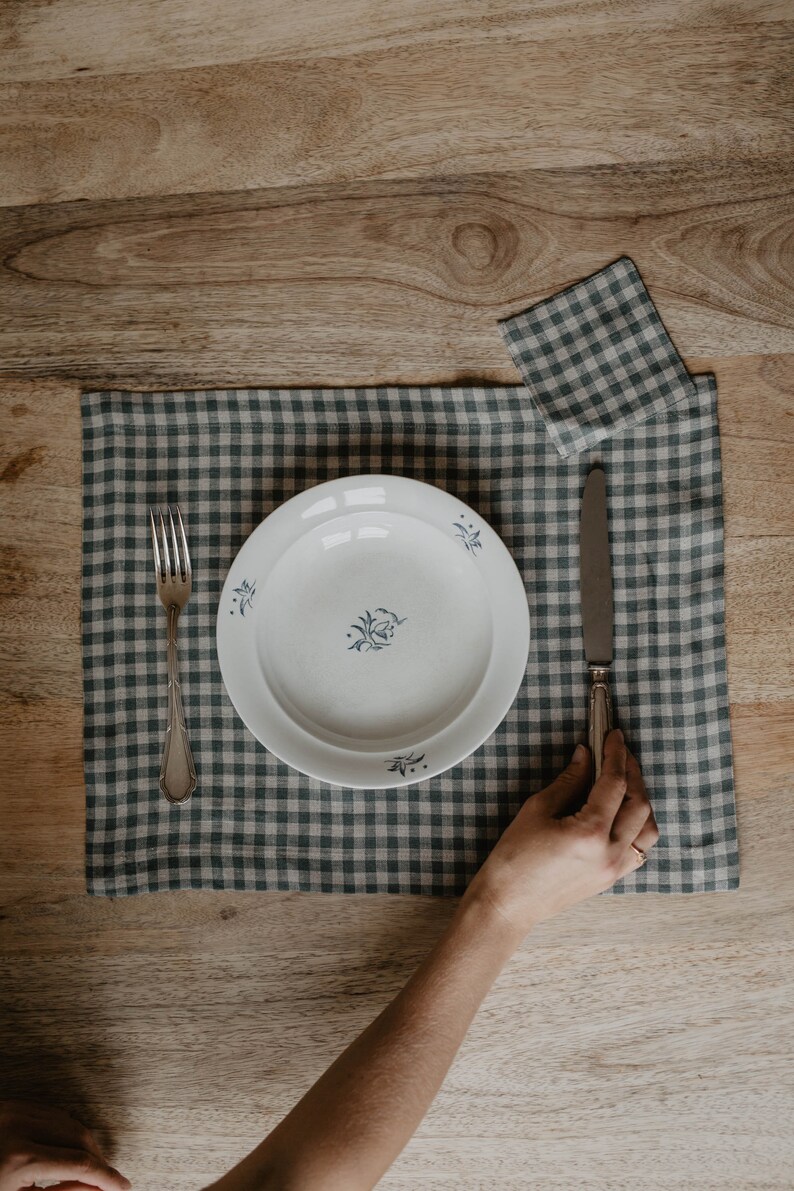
160, 604, 197, 804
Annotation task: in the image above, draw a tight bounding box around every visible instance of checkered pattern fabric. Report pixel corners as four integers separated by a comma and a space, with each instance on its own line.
82, 377, 738, 896
499, 257, 698, 458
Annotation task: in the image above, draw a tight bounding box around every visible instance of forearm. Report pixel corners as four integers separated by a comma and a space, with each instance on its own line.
209, 895, 521, 1191
206, 734, 657, 1191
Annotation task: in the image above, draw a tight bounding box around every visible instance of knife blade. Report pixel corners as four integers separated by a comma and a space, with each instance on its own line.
579, 466, 614, 783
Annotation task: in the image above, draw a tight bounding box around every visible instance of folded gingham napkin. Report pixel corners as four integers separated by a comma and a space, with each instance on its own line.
499, 256, 698, 457
82, 258, 738, 897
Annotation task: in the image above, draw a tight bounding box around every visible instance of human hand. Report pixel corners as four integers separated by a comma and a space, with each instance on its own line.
463, 730, 659, 939
0, 1100, 130, 1191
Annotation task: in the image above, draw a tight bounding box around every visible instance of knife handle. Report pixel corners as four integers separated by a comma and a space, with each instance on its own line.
588, 666, 613, 785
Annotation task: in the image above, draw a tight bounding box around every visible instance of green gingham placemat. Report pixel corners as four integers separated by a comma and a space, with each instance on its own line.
82, 369, 738, 896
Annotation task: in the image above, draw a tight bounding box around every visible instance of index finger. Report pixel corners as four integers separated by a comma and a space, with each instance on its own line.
22, 1145, 131, 1191
610, 748, 654, 843
37, 1185, 118, 1191
584, 729, 628, 826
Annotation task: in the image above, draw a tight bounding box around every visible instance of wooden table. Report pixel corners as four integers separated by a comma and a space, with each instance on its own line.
1, 4, 792, 1187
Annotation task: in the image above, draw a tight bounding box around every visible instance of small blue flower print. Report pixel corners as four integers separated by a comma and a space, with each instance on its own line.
347, 608, 406, 652
453, 519, 482, 553
386, 752, 427, 777
231, 578, 256, 617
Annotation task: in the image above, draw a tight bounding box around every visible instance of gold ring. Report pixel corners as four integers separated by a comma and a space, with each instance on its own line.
630, 843, 647, 865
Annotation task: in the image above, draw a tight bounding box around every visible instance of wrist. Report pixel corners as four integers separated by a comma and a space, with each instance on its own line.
455, 880, 531, 955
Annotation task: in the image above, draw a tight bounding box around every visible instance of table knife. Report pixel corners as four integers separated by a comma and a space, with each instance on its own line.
579, 466, 614, 784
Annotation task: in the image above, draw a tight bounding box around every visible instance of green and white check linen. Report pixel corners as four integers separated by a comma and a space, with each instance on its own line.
82, 263, 738, 897
499, 257, 698, 458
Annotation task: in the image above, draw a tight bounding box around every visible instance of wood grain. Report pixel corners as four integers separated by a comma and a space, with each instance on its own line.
2, 22, 792, 207
3, 0, 791, 82
1, 159, 792, 388
2, 4, 794, 1186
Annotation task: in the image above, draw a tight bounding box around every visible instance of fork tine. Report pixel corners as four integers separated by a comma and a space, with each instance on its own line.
149, 507, 162, 580
168, 506, 181, 579
175, 505, 191, 577
158, 507, 171, 576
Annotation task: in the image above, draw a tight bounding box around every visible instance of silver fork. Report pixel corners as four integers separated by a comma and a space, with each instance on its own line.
149, 505, 197, 804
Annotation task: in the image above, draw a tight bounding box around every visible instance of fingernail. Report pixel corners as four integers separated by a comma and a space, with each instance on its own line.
613, 728, 624, 744
571, 743, 587, 762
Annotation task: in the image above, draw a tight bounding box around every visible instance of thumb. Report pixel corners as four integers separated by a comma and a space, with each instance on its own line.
536, 744, 590, 816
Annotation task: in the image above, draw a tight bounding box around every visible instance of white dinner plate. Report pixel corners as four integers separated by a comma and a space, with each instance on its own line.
217, 475, 530, 788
